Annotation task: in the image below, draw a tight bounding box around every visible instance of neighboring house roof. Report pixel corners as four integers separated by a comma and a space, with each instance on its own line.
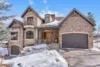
8, 19, 23, 28
59, 8, 96, 26
21, 6, 43, 21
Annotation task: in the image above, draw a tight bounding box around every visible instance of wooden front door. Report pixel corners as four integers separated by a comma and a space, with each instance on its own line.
44, 32, 51, 43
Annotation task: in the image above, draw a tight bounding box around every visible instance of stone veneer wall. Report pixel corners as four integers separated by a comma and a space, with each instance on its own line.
59, 12, 93, 48
8, 25, 23, 55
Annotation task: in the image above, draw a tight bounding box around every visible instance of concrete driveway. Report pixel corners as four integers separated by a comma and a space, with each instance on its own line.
60, 49, 100, 67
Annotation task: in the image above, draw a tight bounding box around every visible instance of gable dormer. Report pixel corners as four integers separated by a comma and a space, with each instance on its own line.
21, 6, 43, 27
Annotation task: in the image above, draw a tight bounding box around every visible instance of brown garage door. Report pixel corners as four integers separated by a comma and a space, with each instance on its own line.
62, 33, 88, 48
11, 45, 19, 55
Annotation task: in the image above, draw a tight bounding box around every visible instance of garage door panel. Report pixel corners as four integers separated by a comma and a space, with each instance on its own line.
62, 34, 88, 48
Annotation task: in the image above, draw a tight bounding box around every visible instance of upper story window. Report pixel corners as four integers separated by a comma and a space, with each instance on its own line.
26, 31, 34, 39
11, 32, 18, 40
27, 17, 33, 25
45, 15, 50, 23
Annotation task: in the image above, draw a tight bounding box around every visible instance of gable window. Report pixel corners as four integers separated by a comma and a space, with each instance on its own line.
26, 31, 34, 39
11, 32, 18, 40
45, 15, 50, 23
27, 17, 33, 25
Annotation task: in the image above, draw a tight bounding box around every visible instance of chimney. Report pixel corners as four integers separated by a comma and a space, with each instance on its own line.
51, 14, 55, 22
45, 14, 50, 23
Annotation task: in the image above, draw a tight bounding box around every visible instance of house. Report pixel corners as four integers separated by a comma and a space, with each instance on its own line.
8, 6, 95, 55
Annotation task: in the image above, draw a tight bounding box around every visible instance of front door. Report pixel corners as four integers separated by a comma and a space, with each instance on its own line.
44, 32, 51, 43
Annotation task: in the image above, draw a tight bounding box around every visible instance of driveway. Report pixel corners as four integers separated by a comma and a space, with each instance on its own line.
60, 49, 100, 67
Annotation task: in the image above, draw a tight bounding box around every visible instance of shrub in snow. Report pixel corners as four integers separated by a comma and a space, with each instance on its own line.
48, 43, 59, 51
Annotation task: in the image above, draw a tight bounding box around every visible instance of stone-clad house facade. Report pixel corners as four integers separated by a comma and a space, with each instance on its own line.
8, 6, 95, 55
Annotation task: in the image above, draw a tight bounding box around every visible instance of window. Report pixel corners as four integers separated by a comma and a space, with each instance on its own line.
27, 17, 33, 25
11, 32, 18, 40
26, 31, 34, 39
45, 15, 50, 23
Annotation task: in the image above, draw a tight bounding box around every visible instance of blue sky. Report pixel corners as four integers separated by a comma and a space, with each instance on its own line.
6, 0, 100, 27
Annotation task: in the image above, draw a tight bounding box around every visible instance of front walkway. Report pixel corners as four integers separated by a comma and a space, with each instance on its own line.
60, 49, 100, 67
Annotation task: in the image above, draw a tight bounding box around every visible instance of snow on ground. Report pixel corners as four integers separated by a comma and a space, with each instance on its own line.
42, 20, 61, 27
21, 44, 48, 55
91, 42, 100, 52
93, 42, 100, 48
0, 47, 8, 56
3, 50, 68, 67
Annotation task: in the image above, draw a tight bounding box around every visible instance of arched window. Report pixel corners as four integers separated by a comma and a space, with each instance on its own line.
26, 31, 34, 39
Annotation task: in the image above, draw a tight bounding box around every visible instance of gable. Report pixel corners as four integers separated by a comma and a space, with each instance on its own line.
59, 10, 93, 33
8, 19, 23, 28
59, 8, 96, 27
62, 11, 92, 27
21, 6, 43, 21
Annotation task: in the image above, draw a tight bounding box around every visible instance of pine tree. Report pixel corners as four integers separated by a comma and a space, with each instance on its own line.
0, 0, 14, 21
0, 22, 11, 46
87, 12, 96, 23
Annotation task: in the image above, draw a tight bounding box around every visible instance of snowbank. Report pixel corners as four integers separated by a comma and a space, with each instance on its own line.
4, 50, 68, 67
21, 44, 48, 55
0, 47, 8, 56
91, 42, 100, 52
42, 20, 61, 27
91, 47, 100, 52
93, 42, 100, 48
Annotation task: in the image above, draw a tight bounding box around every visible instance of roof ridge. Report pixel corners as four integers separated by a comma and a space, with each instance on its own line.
21, 6, 43, 20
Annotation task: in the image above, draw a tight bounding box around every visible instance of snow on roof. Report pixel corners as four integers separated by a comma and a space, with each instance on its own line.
4, 50, 68, 67
42, 20, 62, 28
